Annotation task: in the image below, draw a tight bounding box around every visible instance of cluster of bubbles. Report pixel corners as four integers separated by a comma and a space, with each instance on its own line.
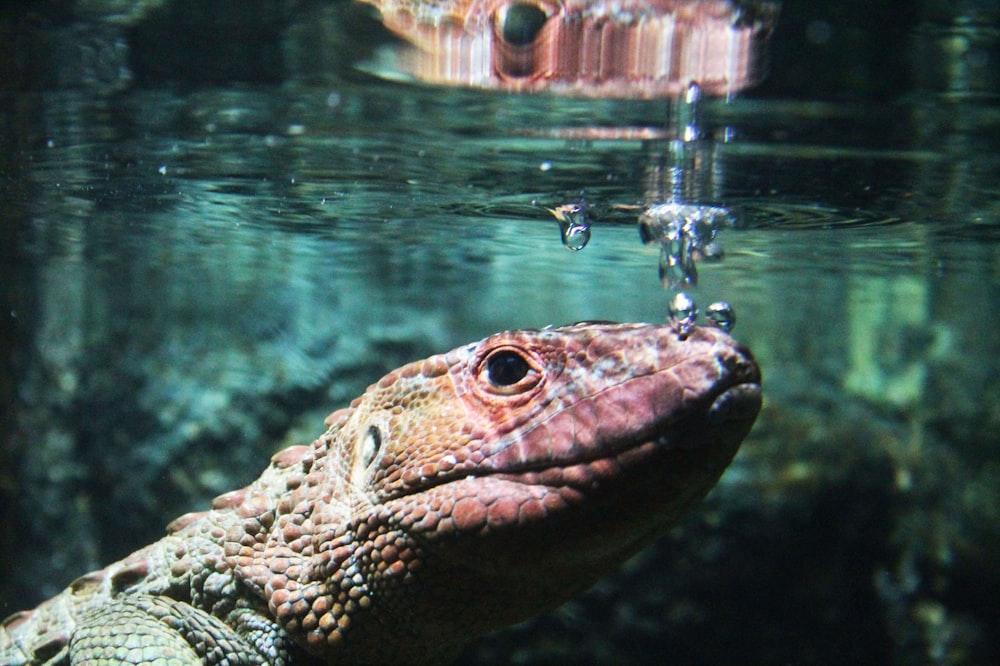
639, 202, 730, 289
668, 292, 736, 337
537, 80, 743, 332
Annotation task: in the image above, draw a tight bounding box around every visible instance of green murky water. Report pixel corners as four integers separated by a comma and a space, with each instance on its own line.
2, 20, 999, 666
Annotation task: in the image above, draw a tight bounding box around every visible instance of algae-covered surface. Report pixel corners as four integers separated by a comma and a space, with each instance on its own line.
1, 1, 999, 663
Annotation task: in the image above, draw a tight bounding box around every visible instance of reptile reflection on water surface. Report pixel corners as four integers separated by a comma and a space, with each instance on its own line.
364, 0, 780, 97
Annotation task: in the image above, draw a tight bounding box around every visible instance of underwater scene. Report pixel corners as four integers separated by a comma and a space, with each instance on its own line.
1, 1, 998, 663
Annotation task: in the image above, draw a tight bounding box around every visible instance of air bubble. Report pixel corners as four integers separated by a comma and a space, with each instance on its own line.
641, 203, 731, 289
706, 301, 736, 331
561, 221, 591, 251
546, 201, 591, 251
672, 81, 702, 142
668, 292, 698, 337
659, 236, 696, 288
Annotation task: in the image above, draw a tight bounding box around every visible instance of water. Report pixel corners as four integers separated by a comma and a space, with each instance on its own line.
2, 59, 999, 666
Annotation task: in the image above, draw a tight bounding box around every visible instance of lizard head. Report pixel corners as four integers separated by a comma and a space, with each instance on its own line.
314, 321, 761, 658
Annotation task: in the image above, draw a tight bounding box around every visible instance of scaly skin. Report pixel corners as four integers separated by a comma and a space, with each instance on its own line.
1, 321, 761, 665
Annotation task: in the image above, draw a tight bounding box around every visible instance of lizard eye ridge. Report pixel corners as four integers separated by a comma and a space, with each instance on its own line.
485, 349, 532, 386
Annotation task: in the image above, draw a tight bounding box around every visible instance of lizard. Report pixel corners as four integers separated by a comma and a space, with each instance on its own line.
361, 0, 781, 97
0, 321, 761, 665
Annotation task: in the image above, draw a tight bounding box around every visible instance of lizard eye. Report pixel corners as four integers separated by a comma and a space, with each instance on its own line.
474, 344, 547, 399
485, 349, 533, 386
497, 2, 549, 46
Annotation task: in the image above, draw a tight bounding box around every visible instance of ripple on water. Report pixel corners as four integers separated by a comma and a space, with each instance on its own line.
734, 201, 905, 231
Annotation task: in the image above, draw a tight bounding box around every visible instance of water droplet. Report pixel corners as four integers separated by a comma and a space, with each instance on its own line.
679, 81, 702, 142
546, 202, 591, 251
668, 292, 698, 337
706, 301, 736, 332
659, 236, 697, 289
685, 81, 702, 105
561, 221, 591, 251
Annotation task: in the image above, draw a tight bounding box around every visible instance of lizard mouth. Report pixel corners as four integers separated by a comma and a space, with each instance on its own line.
675, 378, 763, 447
394, 375, 761, 552
488, 376, 762, 491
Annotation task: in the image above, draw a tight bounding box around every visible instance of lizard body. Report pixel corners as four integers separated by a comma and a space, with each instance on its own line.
1, 322, 761, 665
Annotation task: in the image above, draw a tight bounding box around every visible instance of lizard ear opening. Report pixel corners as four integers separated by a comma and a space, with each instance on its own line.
361, 425, 382, 468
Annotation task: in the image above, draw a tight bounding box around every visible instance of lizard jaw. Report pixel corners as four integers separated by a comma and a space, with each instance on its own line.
391, 373, 761, 547
490, 377, 762, 493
